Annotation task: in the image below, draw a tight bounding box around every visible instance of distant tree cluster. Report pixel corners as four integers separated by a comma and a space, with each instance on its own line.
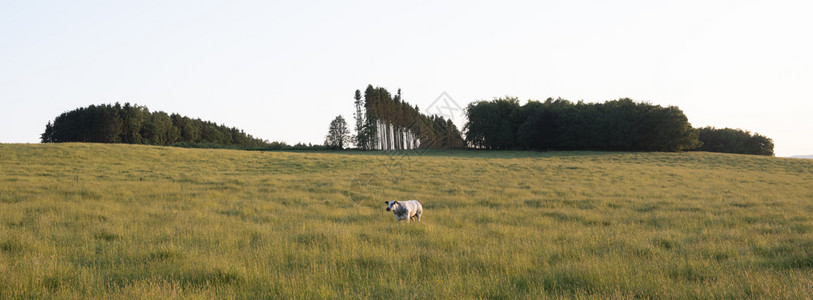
354, 85, 464, 150
695, 127, 774, 156
255, 141, 330, 151
465, 97, 701, 152
41, 103, 269, 148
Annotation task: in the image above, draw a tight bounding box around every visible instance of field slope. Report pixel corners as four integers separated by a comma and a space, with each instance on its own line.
1, 143, 812, 298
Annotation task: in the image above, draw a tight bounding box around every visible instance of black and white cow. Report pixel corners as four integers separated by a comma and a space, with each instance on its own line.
385, 200, 422, 223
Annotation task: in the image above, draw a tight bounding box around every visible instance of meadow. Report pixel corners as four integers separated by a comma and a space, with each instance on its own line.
1, 143, 812, 298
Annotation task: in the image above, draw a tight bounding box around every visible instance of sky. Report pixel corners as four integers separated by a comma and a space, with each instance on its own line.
1, 0, 811, 157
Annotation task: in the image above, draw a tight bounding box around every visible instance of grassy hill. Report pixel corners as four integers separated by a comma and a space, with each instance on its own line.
1, 143, 812, 298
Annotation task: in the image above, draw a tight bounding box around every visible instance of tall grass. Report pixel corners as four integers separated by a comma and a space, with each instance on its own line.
1, 143, 812, 298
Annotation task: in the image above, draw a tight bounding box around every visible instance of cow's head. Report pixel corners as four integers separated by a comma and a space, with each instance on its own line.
385, 200, 399, 211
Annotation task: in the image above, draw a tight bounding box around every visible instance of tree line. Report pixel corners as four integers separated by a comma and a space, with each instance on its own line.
41, 103, 269, 148
350, 85, 464, 150
464, 97, 774, 155
41, 95, 774, 156
695, 127, 774, 156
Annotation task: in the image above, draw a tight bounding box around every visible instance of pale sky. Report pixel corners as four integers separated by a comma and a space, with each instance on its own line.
1, 0, 811, 156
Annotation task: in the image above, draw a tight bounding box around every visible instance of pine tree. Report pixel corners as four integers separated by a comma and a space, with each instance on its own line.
325, 115, 350, 149
353, 89, 366, 149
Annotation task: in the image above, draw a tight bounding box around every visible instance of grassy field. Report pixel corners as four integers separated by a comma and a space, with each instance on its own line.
1, 143, 812, 298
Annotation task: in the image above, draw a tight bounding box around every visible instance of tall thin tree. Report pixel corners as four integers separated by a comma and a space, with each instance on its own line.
353, 89, 366, 149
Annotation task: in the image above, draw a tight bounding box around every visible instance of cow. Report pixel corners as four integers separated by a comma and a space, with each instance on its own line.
385, 200, 422, 223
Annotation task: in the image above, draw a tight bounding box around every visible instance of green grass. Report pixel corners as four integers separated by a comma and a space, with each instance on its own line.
1, 143, 812, 298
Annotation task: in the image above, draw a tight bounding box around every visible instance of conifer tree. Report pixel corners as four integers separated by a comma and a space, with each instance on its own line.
325, 115, 350, 149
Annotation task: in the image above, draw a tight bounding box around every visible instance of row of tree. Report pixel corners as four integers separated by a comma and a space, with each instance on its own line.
42, 95, 774, 156
345, 85, 464, 150
695, 127, 774, 156
463, 97, 774, 155
41, 103, 269, 148
464, 97, 701, 151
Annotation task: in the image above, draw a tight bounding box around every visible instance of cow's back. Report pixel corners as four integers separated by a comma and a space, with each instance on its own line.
404, 200, 422, 212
